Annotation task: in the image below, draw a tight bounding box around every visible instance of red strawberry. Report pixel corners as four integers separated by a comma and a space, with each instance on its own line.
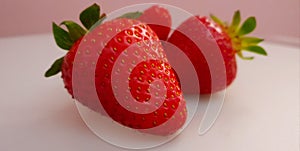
120, 5, 172, 41
138, 5, 172, 41
167, 11, 267, 94
45, 4, 187, 136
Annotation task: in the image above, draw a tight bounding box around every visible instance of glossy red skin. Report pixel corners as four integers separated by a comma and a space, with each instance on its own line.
138, 5, 171, 41
61, 38, 80, 97
167, 16, 237, 94
61, 18, 186, 135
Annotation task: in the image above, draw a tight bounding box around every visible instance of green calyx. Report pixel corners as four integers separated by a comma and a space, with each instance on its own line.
210, 10, 267, 60
52, 3, 106, 51
45, 3, 106, 77
45, 3, 144, 78
118, 11, 143, 19
45, 57, 64, 77
51, 4, 142, 52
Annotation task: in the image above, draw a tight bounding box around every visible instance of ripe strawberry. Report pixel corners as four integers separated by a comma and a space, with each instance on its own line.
120, 5, 172, 41
45, 4, 187, 135
137, 5, 172, 41
167, 11, 267, 94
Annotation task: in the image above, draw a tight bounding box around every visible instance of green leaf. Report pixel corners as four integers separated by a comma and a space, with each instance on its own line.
60, 21, 86, 42
118, 11, 143, 19
89, 13, 107, 31
80, 3, 100, 30
210, 14, 224, 27
52, 22, 73, 50
230, 10, 241, 32
241, 37, 264, 44
237, 17, 256, 36
244, 45, 267, 56
44, 57, 64, 77
237, 52, 254, 60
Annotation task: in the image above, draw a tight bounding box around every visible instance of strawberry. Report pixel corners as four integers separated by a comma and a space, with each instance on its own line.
167, 11, 267, 94
120, 5, 172, 41
45, 3, 187, 136
137, 5, 172, 41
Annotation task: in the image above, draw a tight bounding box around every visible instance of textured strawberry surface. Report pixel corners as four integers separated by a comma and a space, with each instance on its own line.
64, 18, 186, 135
61, 38, 81, 97
138, 5, 171, 41
168, 16, 236, 94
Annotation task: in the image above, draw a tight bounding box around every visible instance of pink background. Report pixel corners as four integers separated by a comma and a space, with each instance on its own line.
0, 0, 299, 44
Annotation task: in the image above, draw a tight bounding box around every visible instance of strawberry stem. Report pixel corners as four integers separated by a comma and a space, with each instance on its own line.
211, 10, 267, 60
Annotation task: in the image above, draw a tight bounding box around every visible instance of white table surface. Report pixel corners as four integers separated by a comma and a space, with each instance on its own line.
0, 33, 299, 151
